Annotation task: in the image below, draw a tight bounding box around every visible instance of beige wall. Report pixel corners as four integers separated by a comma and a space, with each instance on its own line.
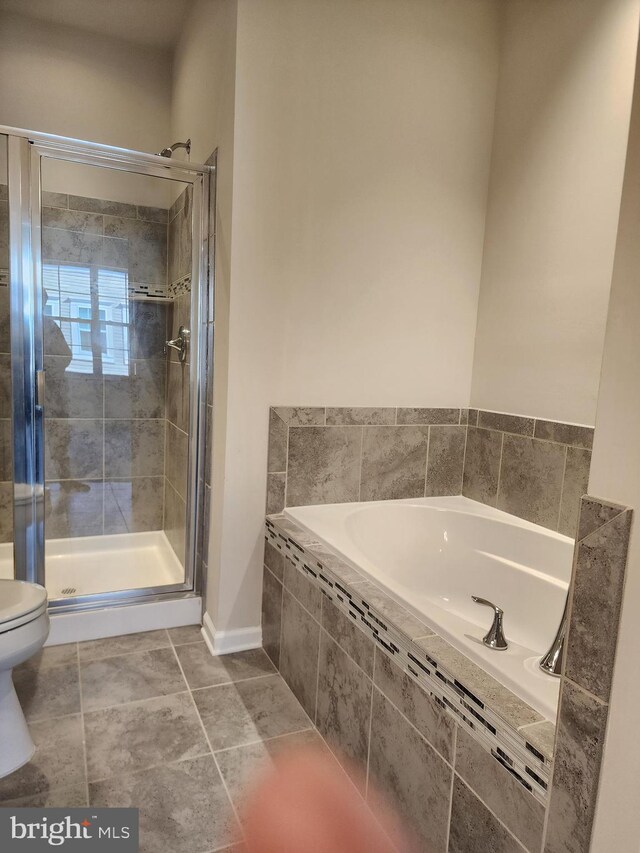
204, 0, 502, 638
589, 19, 640, 848
278, 0, 500, 406
0, 11, 173, 206
170, 0, 239, 631
470, 0, 639, 426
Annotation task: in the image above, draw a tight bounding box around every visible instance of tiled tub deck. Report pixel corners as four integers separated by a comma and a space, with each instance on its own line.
263, 494, 634, 853
263, 520, 549, 851
265, 514, 555, 796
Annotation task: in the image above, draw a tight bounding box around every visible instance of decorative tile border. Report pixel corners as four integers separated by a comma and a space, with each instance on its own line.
167, 274, 191, 299
128, 281, 169, 299
265, 512, 553, 802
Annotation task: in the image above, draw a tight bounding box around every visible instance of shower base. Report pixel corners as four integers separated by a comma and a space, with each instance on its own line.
0, 530, 184, 599
0, 530, 202, 646
0, 530, 201, 645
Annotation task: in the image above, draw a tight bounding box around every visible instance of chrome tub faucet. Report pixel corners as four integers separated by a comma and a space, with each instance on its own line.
472, 596, 508, 650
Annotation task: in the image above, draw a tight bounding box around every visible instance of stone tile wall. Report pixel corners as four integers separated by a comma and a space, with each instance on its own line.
3, 192, 171, 543
543, 498, 632, 853
0, 187, 197, 554
263, 541, 546, 852
267, 406, 594, 538
463, 410, 594, 537
163, 185, 193, 564
267, 406, 468, 516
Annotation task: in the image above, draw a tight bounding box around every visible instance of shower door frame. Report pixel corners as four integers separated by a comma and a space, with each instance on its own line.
3, 125, 212, 612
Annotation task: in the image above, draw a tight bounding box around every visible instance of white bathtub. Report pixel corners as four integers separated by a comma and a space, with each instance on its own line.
284, 495, 573, 720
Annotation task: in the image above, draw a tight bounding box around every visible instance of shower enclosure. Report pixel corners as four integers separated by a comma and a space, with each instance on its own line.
0, 127, 212, 622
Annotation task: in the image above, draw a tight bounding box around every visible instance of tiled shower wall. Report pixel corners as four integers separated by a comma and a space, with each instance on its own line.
0, 186, 194, 561
267, 406, 594, 538
164, 185, 193, 565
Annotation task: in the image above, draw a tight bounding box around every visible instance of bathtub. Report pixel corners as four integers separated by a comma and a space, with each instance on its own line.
284, 495, 573, 720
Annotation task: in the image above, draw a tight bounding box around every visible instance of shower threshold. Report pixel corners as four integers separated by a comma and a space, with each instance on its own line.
0, 530, 184, 600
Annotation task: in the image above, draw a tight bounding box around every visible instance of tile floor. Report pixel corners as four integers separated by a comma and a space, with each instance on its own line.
0, 626, 332, 853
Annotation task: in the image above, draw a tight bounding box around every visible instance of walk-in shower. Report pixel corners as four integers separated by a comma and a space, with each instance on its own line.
0, 127, 214, 638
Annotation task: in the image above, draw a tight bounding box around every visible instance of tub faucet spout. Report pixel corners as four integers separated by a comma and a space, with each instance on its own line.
539, 597, 568, 677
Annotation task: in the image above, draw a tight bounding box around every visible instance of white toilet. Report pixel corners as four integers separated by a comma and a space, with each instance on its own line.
0, 579, 49, 778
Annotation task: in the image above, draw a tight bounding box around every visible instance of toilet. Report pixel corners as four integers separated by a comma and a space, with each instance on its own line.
0, 580, 49, 778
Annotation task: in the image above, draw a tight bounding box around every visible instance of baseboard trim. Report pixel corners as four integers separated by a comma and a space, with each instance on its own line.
46, 596, 203, 645
202, 612, 262, 656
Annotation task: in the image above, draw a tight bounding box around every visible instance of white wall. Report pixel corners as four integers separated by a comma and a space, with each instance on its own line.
170, 0, 239, 629
0, 11, 173, 206
201, 0, 502, 638
470, 0, 639, 426
277, 0, 501, 406
588, 15, 640, 848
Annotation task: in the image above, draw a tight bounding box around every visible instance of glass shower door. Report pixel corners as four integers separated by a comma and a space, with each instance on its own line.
1, 128, 209, 608
0, 134, 14, 581
35, 152, 203, 605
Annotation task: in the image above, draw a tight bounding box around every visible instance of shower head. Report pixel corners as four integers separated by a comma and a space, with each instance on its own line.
156, 139, 191, 158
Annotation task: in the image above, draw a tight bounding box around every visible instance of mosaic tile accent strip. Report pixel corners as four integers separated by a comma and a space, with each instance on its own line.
129, 281, 169, 299
265, 513, 553, 803
168, 274, 192, 299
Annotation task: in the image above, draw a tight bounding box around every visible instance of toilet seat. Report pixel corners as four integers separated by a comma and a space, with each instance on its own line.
0, 580, 48, 635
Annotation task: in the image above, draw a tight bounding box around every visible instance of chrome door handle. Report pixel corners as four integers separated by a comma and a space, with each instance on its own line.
35, 369, 45, 411
472, 596, 508, 650
165, 325, 190, 363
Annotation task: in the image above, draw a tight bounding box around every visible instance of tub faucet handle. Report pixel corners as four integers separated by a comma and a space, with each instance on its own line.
472, 596, 508, 650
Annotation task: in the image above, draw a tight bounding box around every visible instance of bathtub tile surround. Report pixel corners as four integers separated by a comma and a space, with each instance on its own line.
369, 689, 452, 852
316, 632, 373, 783
264, 515, 551, 800
463, 410, 594, 537
287, 426, 362, 506
267, 406, 594, 538
263, 519, 547, 852
360, 425, 430, 501
455, 727, 546, 852
544, 496, 633, 853
545, 681, 609, 853
564, 507, 632, 702
269, 406, 470, 512
449, 777, 525, 853
373, 649, 454, 762
263, 491, 633, 853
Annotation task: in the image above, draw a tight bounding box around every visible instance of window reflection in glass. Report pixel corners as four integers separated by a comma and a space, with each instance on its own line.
43, 263, 130, 375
